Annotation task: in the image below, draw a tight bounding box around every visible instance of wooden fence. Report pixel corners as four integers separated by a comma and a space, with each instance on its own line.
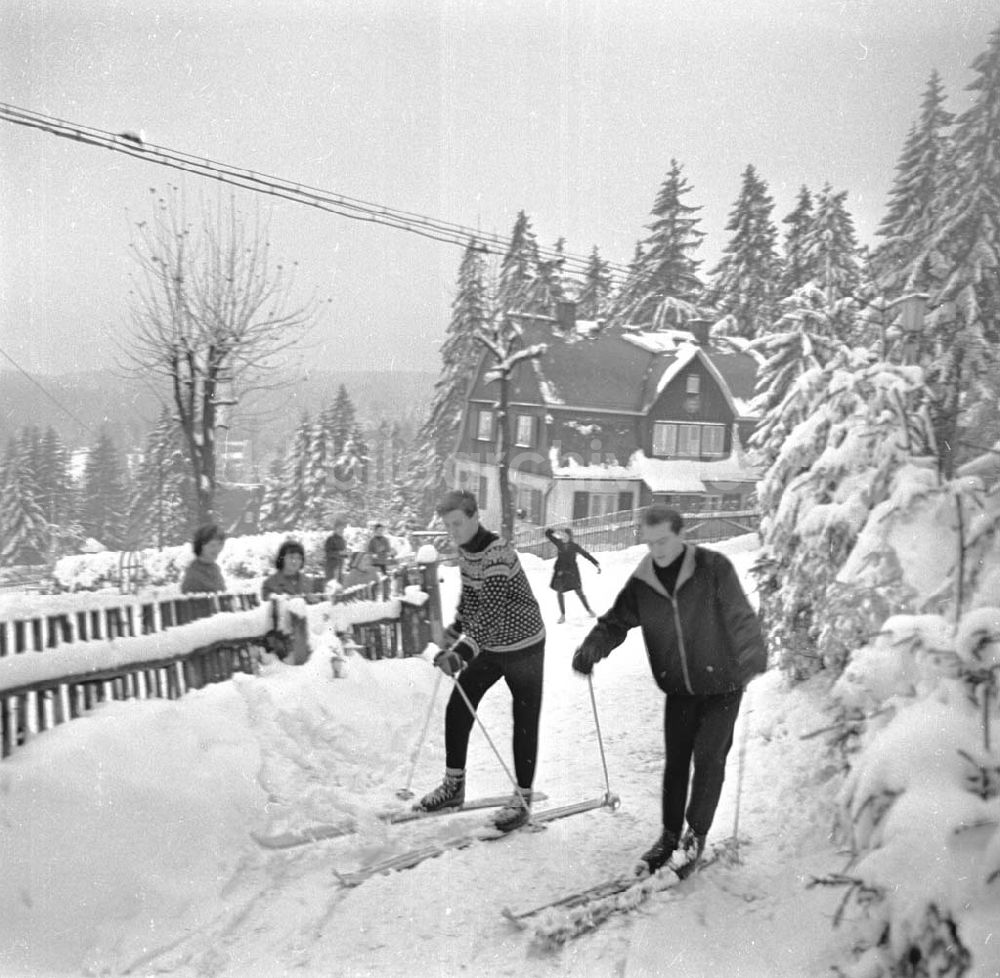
0, 591, 264, 759
0, 560, 447, 759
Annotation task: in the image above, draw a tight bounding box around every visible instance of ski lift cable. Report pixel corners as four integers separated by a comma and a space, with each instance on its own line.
1, 101, 629, 280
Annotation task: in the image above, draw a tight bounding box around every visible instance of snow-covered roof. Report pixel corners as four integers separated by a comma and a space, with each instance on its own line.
549, 448, 761, 492
467, 319, 761, 416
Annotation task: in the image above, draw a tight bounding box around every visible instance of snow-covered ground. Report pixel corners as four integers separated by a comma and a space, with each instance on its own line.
2, 535, 857, 978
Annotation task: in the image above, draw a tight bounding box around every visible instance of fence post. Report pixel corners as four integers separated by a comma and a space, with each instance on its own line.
418, 559, 444, 648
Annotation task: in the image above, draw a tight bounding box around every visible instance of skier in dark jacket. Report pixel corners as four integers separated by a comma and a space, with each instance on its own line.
545, 527, 600, 622
323, 517, 348, 583
417, 489, 546, 833
572, 503, 766, 875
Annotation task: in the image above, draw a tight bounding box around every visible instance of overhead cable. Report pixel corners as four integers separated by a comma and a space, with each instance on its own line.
1, 101, 630, 280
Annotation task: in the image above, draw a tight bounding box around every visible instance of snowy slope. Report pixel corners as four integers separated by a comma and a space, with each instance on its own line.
1, 536, 856, 978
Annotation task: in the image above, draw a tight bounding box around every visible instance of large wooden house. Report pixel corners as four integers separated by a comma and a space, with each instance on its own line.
450, 305, 762, 530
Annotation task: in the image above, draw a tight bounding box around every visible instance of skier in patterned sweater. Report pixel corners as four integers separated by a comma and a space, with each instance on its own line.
417, 489, 546, 832
573, 504, 766, 874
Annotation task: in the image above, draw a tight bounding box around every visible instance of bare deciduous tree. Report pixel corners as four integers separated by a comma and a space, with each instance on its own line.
123, 187, 320, 524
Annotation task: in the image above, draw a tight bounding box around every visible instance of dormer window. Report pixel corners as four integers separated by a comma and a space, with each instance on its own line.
685, 374, 700, 394
652, 421, 726, 458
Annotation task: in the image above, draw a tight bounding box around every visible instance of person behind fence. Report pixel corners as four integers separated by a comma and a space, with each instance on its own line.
416, 489, 546, 833
571, 503, 766, 875
180, 523, 227, 594
340, 551, 381, 590
545, 526, 600, 623
367, 523, 394, 573
262, 539, 314, 599
324, 516, 348, 583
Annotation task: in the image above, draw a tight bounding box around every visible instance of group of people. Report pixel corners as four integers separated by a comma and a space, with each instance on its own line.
178, 519, 396, 601
416, 490, 766, 875
179, 493, 766, 875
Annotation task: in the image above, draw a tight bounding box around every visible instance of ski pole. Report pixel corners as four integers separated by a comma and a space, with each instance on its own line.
450, 675, 530, 811
587, 674, 621, 810
730, 686, 752, 863
397, 667, 443, 800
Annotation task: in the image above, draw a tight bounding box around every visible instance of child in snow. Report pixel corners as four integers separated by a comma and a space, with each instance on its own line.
545, 527, 600, 622
572, 504, 766, 874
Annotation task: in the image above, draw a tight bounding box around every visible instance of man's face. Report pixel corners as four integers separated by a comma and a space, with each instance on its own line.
640, 521, 683, 567
441, 508, 479, 547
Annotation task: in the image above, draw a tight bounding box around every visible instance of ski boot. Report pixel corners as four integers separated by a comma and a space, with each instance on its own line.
415, 771, 465, 812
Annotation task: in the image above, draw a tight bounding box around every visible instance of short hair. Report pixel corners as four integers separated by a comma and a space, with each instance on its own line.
641, 504, 684, 533
372, 523, 384, 532
436, 489, 478, 519
275, 539, 305, 570
563, 527, 574, 540
192, 523, 225, 556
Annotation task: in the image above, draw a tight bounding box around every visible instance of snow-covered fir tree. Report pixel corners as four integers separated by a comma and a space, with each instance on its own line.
0, 435, 49, 566
706, 163, 781, 338
798, 183, 862, 305
753, 351, 936, 678
129, 409, 196, 548
576, 246, 614, 320
747, 284, 851, 470
912, 26, 1000, 479
413, 239, 489, 520
612, 159, 705, 329
872, 70, 955, 293
275, 413, 313, 530
779, 185, 815, 296
495, 210, 543, 315
78, 427, 129, 550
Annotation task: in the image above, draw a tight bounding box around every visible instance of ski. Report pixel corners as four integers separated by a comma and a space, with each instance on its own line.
334, 795, 612, 887
502, 838, 736, 946
252, 792, 549, 849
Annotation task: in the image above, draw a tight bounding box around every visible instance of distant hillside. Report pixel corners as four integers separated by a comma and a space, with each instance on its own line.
0, 368, 439, 462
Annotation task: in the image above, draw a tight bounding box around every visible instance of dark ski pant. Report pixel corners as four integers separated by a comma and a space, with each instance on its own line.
661, 689, 743, 839
444, 640, 545, 790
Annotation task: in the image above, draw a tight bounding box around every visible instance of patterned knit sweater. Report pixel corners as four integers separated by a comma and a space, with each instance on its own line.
451, 526, 545, 655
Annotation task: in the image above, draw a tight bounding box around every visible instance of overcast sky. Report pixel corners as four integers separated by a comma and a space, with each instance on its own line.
1, 0, 997, 378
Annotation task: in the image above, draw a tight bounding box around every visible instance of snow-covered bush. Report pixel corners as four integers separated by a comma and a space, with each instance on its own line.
754, 352, 936, 678
825, 609, 1000, 978
52, 527, 413, 592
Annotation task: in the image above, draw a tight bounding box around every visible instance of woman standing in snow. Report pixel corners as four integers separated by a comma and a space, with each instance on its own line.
180, 523, 227, 594
262, 539, 317, 599
545, 527, 600, 622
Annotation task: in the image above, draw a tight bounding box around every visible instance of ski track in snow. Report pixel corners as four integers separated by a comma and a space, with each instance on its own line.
12, 542, 855, 977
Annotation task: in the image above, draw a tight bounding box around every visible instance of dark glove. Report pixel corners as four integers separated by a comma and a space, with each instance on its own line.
572, 644, 599, 676
434, 648, 465, 677
434, 639, 475, 677
596, 565, 602, 575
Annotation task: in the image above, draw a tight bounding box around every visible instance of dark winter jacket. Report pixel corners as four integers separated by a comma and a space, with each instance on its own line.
262, 571, 316, 600
324, 532, 347, 581
545, 529, 599, 593
450, 526, 545, 656
367, 534, 393, 569
577, 545, 766, 695
180, 559, 226, 595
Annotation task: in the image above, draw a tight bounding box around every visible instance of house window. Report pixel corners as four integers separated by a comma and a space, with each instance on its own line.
679, 424, 701, 456
701, 424, 725, 456
652, 422, 677, 457
704, 494, 722, 511
516, 486, 543, 523
722, 493, 742, 511
478, 476, 488, 510
686, 374, 700, 394
476, 409, 493, 441
515, 415, 535, 447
